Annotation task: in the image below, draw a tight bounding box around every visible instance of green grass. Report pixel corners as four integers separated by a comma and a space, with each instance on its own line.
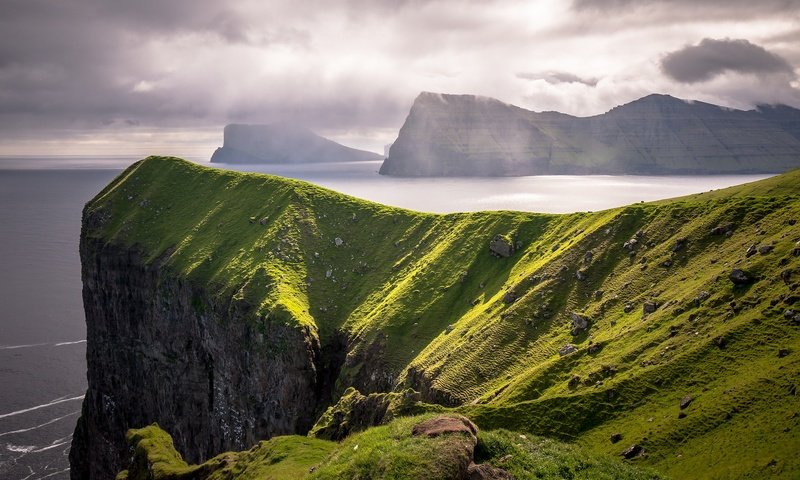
120, 415, 662, 480
96, 157, 800, 479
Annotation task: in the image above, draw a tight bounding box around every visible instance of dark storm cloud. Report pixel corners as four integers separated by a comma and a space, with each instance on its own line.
661, 38, 795, 83
517, 71, 599, 86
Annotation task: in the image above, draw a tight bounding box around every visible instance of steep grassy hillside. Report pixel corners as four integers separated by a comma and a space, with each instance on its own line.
90, 157, 800, 479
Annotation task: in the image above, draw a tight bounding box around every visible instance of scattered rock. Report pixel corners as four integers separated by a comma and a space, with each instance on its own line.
729, 269, 754, 286
502, 290, 517, 304
746, 244, 757, 258
784, 309, 800, 325
576, 269, 588, 281
584, 251, 594, 264
778, 348, 790, 358
673, 237, 688, 252
781, 269, 793, 285
569, 311, 590, 334
661, 259, 673, 268
679, 394, 694, 410
624, 303, 634, 313
610, 433, 623, 443
588, 343, 601, 354
621, 444, 643, 459
467, 463, 513, 480
334, 237, 344, 247
568, 375, 581, 388
758, 244, 774, 255
694, 291, 710, 307
710, 223, 735, 236
445, 324, 454, 334
678, 411, 687, 419
259, 217, 268, 225
643, 301, 658, 315
559, 344, 578, 356
623, 238, 638, 251
793, 243, 800, 257
489, 235, 514, 257
594, 290, 604, 300
713, 336, 726, 348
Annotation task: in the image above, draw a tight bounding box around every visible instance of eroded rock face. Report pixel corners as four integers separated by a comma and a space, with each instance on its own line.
69, 238, 331, 480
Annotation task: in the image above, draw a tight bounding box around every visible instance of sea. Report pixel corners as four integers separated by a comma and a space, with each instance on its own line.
0, 155, 771, 479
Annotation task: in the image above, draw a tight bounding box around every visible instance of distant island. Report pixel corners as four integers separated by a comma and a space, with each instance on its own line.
210, 123, 383, 164
380, 92, 800, 176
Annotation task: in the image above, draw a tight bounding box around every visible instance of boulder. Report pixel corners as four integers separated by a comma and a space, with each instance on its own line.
489, 235, 514, 257
679, 394, 694, 409
623, 238, 638, 251
412, 415, 478, 443
673, 237, 688, 252
559, 344, 578, 356
584, 251, 594, 264
624, 303, 634, 313
467, 463, 513, 480
643, 301, 658, 315
569, 311, 590, 334
610, 432, 623, 443
568, 375, 581, 388
729, 269, 754, 286
710, 223, 735, 236
334, 237, 344, 246
576, 269, 588, 281
746, 244, 757, 258
785, 309, 800, 325
758, 244, 774, 254
781, 269, 793, 285
621, 444, 644, 459
502, 290, 517, 304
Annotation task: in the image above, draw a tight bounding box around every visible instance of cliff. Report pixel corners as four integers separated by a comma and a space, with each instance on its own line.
210, 124, 382, 164
379, 92, 800, 176
72, 157, 800, 479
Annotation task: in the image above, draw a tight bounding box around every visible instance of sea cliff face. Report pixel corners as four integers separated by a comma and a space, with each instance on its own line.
69, 237, 328, 479
380, 92, 800, 176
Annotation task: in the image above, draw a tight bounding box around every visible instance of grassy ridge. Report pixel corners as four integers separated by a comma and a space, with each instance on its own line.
119, 415, 662, 480
91, 157, 800, 478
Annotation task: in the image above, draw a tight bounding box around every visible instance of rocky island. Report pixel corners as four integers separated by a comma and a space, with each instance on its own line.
380, 92, 800, 176
210, 123, 383, 164
71, 157, 800, 479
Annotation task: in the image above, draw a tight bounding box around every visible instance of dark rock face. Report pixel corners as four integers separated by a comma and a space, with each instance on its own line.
210, 124, 382, 164
380, 92, 800, 177
69, 238, 332, 480
489, 234, 514, 257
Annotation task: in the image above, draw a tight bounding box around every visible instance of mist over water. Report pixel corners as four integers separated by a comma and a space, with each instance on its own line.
210, 160, 771, 213
0, 156, 772, 479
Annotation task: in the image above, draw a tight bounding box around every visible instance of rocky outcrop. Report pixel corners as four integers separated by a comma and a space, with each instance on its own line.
69, 237, 336, 479
210, 123, 382, 164
380, 92, 800, 176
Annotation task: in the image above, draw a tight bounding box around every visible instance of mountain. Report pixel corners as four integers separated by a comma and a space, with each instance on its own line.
379, 92, 800, 176
210, 123, 383, 164
71, 157, 800, 479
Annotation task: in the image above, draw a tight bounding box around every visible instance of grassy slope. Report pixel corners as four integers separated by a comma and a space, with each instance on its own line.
119, 415, 662, 480
92, 157, 800, 479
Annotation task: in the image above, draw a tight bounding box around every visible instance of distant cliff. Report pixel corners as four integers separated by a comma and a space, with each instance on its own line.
379, 92, 800, 176
210, 124, 382, 164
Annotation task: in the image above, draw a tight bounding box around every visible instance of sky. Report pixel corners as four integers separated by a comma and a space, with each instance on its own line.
1, 0, 799, 157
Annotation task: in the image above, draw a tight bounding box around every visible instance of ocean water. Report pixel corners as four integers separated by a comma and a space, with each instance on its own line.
0, 156, 772, 479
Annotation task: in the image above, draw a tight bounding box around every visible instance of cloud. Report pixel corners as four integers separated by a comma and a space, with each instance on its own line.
661, 38, 795, 83
0, 0, 798, 155
517, 71, 599, 86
